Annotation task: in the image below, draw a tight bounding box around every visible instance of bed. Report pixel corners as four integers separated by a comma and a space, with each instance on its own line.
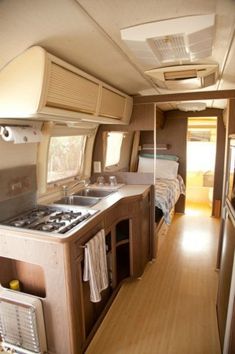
155, 175, 185, 224
138, 154, 185, 225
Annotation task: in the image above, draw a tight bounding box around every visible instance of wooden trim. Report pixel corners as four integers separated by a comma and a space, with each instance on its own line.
129, 131, 140, 172
133, 90, 235, 104
165, 108, 223, 118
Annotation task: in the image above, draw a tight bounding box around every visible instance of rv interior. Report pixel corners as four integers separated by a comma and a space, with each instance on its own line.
0, 1, 235, 353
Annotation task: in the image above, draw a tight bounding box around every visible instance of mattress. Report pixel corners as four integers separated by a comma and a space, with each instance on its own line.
155, 175, 185, 224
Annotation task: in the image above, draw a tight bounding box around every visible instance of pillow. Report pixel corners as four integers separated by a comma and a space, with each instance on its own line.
157, 154, 179, 162
137, 156, 179, 179
155, 159, 179, 179
140, 153, 179, 161
137, 156, 154, 173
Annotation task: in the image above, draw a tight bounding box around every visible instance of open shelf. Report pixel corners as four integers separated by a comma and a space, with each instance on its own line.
116, 243, 130, 284
0, 257, 46, 298
116, 219, 129, 244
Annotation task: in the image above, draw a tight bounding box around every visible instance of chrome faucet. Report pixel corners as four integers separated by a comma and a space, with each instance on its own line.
61, 178, 90, 197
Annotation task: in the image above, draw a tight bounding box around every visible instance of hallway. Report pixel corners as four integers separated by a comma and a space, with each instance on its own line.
86, 209, 221, 354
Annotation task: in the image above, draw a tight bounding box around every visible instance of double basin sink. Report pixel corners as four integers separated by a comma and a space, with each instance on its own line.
54, 188, 115, 207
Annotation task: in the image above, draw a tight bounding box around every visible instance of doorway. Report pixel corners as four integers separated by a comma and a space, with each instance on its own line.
186, 117, 217, 216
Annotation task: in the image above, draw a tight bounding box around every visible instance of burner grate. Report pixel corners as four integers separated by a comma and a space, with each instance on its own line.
2, 205, 96, 234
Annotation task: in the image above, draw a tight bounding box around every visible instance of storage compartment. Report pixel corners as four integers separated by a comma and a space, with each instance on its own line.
100, 87, 126, 119
116, 243, 130, 284
116, 219, 130, 244
0, 46, 133, 124
46, 63, 99, 114
82, 272, 112, 338
0, 257, 46, 298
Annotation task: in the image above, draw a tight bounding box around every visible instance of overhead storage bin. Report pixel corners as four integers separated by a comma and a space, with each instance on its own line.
0, 46, 133, 124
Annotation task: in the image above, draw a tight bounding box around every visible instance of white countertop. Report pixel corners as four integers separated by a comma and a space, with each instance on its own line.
0, 184, 151, 242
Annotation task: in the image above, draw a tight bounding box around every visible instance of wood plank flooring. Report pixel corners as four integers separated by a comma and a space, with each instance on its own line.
86, 211, 221, 354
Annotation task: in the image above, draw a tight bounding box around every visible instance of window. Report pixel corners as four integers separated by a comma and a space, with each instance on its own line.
105, 132, 124, 168
47, 135, 86, 183
188, 130, 211, 142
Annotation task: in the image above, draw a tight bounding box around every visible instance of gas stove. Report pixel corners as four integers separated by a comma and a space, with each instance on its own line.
2, 205, 97, 234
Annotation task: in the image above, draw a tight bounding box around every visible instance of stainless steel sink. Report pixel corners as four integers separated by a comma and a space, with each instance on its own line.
54, 195, 101, 207
74, 188, 115, 198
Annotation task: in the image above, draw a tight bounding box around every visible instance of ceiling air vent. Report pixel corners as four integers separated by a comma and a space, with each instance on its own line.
120, 14, 215, 67
144, 64, 218, 90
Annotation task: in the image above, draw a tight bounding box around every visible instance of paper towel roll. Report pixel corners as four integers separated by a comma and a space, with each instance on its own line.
0, 126, 42, 144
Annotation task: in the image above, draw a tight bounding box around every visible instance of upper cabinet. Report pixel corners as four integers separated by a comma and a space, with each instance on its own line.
0, 46, 133, 124
46, 63, 99, 115
99, 88, 127, 119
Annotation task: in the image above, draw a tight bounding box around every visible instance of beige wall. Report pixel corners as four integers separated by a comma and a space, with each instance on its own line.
0, 140, 37, 169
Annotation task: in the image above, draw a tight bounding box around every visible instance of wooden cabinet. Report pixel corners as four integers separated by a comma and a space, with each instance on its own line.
69, 189, 153, 352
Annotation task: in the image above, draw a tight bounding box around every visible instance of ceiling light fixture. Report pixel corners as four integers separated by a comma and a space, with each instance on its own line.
177, 102, 207, 112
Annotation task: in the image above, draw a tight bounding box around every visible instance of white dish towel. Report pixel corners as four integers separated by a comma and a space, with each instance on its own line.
83, 229, 109, 302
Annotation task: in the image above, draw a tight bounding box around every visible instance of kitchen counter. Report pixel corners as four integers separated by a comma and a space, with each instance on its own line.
0, 184, 151, 242
0, 184, 154, 354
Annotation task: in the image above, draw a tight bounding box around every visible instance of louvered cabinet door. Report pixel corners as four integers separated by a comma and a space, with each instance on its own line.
100, 87, 126, 119
45, 63, 99, 114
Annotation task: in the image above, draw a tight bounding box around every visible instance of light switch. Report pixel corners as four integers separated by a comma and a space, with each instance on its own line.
94, 161, 101, 173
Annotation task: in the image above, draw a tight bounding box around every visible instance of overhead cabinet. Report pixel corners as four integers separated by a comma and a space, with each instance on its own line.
46, 63, 99, 114
0, 46, 133, 124
100, 88, 127, 119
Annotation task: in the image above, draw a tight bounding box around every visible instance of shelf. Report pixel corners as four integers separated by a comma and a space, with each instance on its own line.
116, 219, 130, 243
116, 239, 129, 247
0, 257, 46, 298
116, 243, 130, 284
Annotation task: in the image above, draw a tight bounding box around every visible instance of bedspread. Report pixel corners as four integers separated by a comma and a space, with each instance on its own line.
155, 175, 185, 224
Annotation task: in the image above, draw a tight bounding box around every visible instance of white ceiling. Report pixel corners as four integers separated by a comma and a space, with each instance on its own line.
0, 0, 235, 110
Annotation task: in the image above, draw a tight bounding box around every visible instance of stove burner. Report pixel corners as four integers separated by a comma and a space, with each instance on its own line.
3, 205, 96, 234
49, 211, 82, 222
12, 220, 28, 227
33, 221, 66, 232
10, 216, 38, 227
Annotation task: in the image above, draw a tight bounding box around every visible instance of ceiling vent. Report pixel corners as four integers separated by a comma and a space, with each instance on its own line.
144, 64, 218, 90
120, 14, 215, 67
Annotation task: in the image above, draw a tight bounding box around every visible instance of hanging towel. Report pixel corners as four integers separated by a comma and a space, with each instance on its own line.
83, 229, 109, 303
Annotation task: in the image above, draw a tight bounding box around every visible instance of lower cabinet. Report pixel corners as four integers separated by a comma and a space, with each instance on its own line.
77, 218, 132, 351
70, 190, 153, 352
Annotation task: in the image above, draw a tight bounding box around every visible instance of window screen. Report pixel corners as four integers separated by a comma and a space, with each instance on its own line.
105, 132, 124, 168
47, 135, 86, 183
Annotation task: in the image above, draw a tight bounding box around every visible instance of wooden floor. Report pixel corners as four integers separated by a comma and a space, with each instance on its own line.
86, 207, 221, 354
